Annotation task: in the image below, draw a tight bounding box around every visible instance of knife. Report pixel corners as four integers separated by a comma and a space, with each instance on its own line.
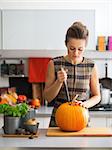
61, 67, 70, 102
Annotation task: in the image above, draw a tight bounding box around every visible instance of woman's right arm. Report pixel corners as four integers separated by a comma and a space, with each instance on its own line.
43, 60, 67, 103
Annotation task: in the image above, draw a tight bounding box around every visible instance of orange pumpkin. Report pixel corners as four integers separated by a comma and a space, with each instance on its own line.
55, 102, 89, 131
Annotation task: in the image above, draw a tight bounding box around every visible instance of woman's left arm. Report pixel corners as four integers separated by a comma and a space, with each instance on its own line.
83, 64, 101, 108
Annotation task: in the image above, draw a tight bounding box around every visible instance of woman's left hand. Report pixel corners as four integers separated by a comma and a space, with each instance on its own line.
73, 100, 87, 108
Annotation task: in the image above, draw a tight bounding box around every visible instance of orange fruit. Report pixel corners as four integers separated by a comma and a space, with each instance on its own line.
31, 99, 40, 108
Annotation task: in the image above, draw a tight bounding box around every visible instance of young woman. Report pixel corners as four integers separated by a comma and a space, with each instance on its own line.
43, 21, 101, 127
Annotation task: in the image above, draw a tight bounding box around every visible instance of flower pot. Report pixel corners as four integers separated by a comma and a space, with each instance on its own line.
4, 116, 20, 134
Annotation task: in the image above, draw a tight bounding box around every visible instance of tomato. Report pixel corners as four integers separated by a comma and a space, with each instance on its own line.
18, 95, 27, 102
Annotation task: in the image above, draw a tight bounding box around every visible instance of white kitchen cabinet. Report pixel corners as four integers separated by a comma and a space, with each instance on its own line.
0, 116, 4, 129
89, 117, 106, 127
0, 10, 1, 49
106, 118, 112, 128
2, 10, 95, 50
37, 117, 44, 129
37, 117, 50, 129
38, 116, 108, 128
0, 115, 50, 129
43, 117, 50, 128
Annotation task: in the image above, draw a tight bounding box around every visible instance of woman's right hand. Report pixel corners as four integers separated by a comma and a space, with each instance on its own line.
57, 68, 68, 83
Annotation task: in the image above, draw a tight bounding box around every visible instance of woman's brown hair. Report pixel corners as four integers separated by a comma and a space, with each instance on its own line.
65, 21, 89, 46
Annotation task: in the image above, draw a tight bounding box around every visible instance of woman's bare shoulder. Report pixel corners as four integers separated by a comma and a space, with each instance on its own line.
47, 59, 54, 70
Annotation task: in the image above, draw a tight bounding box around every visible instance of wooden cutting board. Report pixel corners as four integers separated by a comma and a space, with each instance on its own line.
47, 127, 112, 137
1, 132, 39, 138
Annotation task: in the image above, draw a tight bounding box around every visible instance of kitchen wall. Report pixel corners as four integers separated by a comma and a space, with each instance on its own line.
0, 0, 112, 40
2, 9, 95, 50
0, 0, 112, 87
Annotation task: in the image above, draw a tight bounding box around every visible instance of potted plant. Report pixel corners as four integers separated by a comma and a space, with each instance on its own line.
0, 103, 29, 134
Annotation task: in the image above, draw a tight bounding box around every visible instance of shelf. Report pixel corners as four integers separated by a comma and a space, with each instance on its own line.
84, 51, 112, 60
0, 49, 67, 59
0, 49, 112, 59
0, 75, 27, 78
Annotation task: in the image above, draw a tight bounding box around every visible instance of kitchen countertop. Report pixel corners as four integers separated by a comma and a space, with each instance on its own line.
0, 107, 112, 149
0, 106, 112, 119
35, 106, 53, 117
0, 128, 112, 149
36, 106, 112, 118
0, 106, 112, 117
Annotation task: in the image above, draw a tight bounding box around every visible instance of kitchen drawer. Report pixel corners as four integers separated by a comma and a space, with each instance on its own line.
43, 117, 50, 129
37, 117, 50, 129
37, 117, 44, 129
89, 117, 106, 127
106, 118, 112, 128
0, 116, 4, 129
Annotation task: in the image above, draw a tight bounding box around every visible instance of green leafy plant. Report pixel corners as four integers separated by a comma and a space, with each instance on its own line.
0, 103, 29, 117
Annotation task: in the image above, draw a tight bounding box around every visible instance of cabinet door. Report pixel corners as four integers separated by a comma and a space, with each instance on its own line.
3, 10, 37, 49
106, 118, 112, 128
89, 117, 106, 127
2, 10, 95, 50
37, 117, 50, 129
43, 117, 50, 129
0, 10, 1, 49
37, 117, 44, 129
0, 116, 4, 129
